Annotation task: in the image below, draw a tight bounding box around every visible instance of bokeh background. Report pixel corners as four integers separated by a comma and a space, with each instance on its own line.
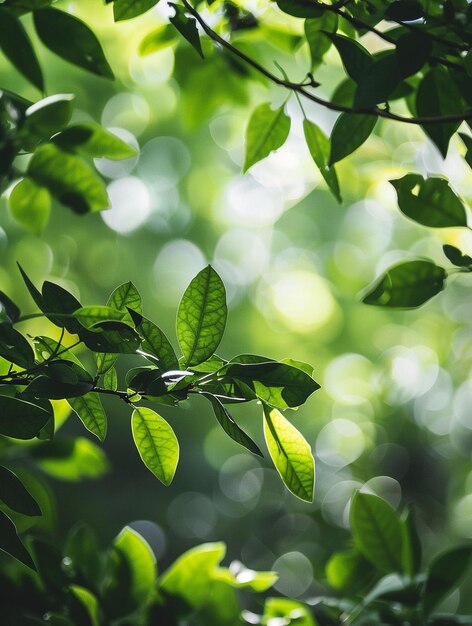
1, 0, 472, 614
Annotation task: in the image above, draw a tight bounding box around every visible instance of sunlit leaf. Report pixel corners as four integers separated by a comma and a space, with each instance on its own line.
263, 597, 316, 626
53, 123, 137, 159
263, 405, 314, 502
32, 437, 109, 481
329, 113, 376, 165
22, 94, 74, 144
114, 0, 159, 21
304, 13, 337, 67
169, 3, 203, 58
243, 103, 291, 172
303, 119, 341, 202
9, 178, 51, 235
138, 316, 179, 371
68, 393, 107, 442
131, 407, 179, 485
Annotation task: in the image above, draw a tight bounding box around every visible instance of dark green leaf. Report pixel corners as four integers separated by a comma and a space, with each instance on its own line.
0, 291, 20, 323
22, 94, 74, 144
0, 510, 35, 569
9, 178, 51, 235
329, 34, 373, 84
275, 0, 324, 18
396, 32, 432, 78
0, 395, 51, 440
177, 265, 227, 367
416, 67, 463, 158
169, 4, 203, 58
353, 52, 402, 109
34, 336, 83, 366
329, 113, 376, 165
80, 323, 141, 354
350, 491, 403, 574
390, 174, 467, 228
223, 360, 319, 409
126, 366, 166, 396
0, 8, 43, 91
423, 547, 472, 617
243, 103, 291, 172
385, 0, 424, 21
0, 323, 35, 368
29, 538, 67, 590
33, 8, 114, 79
68, 394, 107, 442
460, 132, 472, 169
53, 123, 137, 159
443, 244, 472, 268
131, 407, 179, 485
17, 263, 45, 311
304, 13, 337, 67
303, 119, 341, 202
42, 280, 83, 333
401, 506, 422, 578
114, 0, 159, 21
363, 260, 447, 308
0, 466, 41, 516
26, 374, 93, 399
65, 523, 103, 589
203, 393, 263, 456
263, 404, 315, 502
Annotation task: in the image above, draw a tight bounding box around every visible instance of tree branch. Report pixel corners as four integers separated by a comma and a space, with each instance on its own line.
181, 0, 472, 126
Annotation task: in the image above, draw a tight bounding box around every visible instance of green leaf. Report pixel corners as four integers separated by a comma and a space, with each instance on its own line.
303, 119, 341, 202
138, 316, 179, 371
0, 8, 44, 91
0, 323, 35, 368
26, 374, 93, 399
326, 550, 371, 592
169, 3, 203, 58
9, 178, 51, 235
396, 32, 432, 78
32, 437, 109, 481
159, 542, 226, 609
103, 527, 156, 618
177, 265, 227, 367
114, 0, 159, 21
33, 8, 114, 79
423, 547, 472, 617
0, 466, 41, 516
304, 13, 337, 67
108, 281, 143, 315
80, 323, 141, 354
28, 144, 109, 213
41, 280, 83, 333
362, 260, 447, 308
131, 407, 179, 485
94, 352, 118, 375
350, 491, 403, 574
275, 0, 324, 18
18, 263, 45, 312
353, 52, 402, 109
103, 367, 118, 391
443, 244, 472, 268
22, 94, 74, 144
385, 0, 424, 21
215, 561, 277, 591
401, 506, 422, 579
203, 393, 263, 456
243, 103, 291, 172
127, 366, 166, 396
416, 67, 463, 158
390, 174, 467, 228
52, 122, 137, 159
67, 394, 107, 442
329, 33, 373, 84
65, 523, 103, 589
460, 132, 472, 169
0, 291, 20, 324
263, 598, 316, 626
0, 395, 51, 439
70, 586, 100, 626
263, 405, 314, 502
74, 305, 130, 329
223, 360, 320, 409
329, 113, 376, 165
139, 25, 177, 56
0, 510, 35, 569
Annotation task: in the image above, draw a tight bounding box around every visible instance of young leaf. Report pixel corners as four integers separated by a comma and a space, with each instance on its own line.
108, 281, 143, 315
443, 244, 472, 268
33, 8, 114, 79
68, 394, 107, 442
9, 178, 51, 235
362, 260, 447, 308
350, 491, 403, 574
0, 323, 35, 368
53, 123, 137, 159
203, 393, 263, 456
416, 67, 462, 158
95, 352, 118, 376
263, 598, 316, 626
329, 33, 373, 84
138, 317, 179, 371
177, 265, 227, 367
169, 3, 204, 58
114, 0, 159, 21
304, 13, 337, 67
139, 25, 177, 56
263, 405, 315, 502
0, 396, 50, 439
0, 466, 41, 516
28, 144, 109, 213
131, 407, 179, 485
0, 8, 44, 91
390, 174, 467, 228
303, 119, 341, 202
243, 103, 291, 172
423, 547, 472, 617
0, 510, 35, 569
329, 113, 376, 165
70, 585, 100, 626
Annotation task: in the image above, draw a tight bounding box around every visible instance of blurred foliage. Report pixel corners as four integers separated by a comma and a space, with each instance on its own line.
1, 0, 472, 623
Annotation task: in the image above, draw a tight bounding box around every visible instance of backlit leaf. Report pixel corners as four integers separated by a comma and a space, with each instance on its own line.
303, 119, 341, 202
329, 113, 376, 165
243, 103, 291, 172
68, 393, 107, 442
9, 178, 51, 235
114, 0, 159, 21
